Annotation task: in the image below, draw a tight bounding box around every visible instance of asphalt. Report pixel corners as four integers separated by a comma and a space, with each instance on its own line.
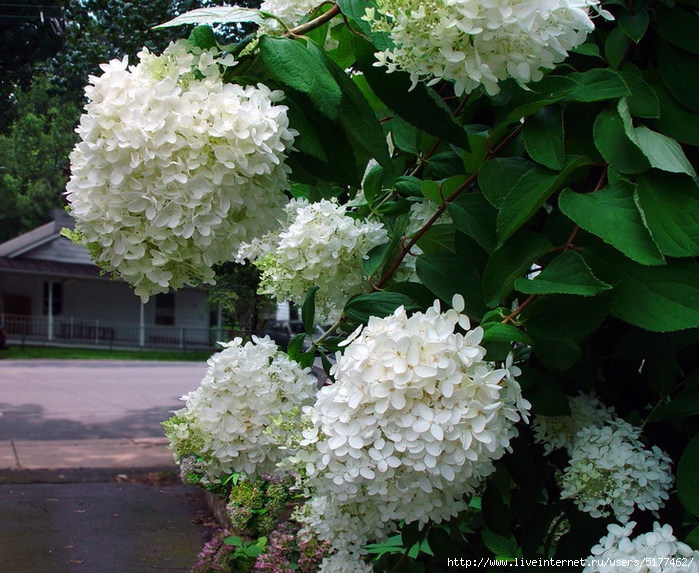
0, 359, 218, 573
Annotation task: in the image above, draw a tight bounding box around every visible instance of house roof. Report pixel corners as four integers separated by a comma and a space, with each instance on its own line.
0, 255, 106, 279
0, 211, 111, 280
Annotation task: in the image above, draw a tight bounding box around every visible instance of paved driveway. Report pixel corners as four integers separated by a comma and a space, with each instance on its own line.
0, 360, 208, 441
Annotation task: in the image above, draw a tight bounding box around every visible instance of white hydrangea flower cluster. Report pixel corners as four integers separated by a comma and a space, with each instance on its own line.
366, 0, 605, 95
297, 296, 530, 566
66, 40, 296, 300
583, 521, 699, 573
259, 0, 321, 30
237, 199, 388, 322
559, 419, 673, 522
533, 392, 616, 454
167, 336, 318, 479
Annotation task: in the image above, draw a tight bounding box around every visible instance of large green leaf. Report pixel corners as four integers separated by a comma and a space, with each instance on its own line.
500, 75, 577, 125
155, 6, 266, 27
447, 192, 498, 252
657, 38, 699, 112
483, 230, 553, 307
650, 82, 699, 146
344, 292, 421, 323
478, 157, 532, 208
257, 36, 342, 120
584, 245, 699, 332
635, 172, 699, 258
619, 71, 659, 118
353, 40, 469, 148
565, 69, 631, 102
559, 184, 665, 266
593, 107, 650, 174
308, 42, 391, 166
514, 250, 611, 296
655, 6, 699, 55
522, 107, 564, 170
631, 126, 696, 176
496, 156, 590, 246
618, 9, 649, 43
520, 292, 612, 340
677, 435, 699, 517
416, 252, 487, 319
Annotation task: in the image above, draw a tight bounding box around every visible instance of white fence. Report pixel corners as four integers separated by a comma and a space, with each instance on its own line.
1, 313, 251, 351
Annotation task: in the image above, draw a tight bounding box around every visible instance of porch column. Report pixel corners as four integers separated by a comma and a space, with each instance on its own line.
139, 301, 145, 347
216, 301, 223, 342
47, 281, 54, 342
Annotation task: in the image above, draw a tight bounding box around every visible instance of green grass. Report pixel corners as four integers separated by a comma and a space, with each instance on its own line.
0, 344, 213, 362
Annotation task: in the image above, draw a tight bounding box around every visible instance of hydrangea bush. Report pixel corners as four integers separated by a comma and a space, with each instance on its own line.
66, 0, 699, 570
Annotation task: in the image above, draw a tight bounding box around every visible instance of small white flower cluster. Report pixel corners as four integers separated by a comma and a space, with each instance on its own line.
559, 419, 673, 522
259, 0, 321, 30
66, 40, 295, 300
367, 0, 604, 95
237, 199, 388, 322
533, 392, 616, 454
583, 521, 699, 573
167, 336, 318, 479
297, 296, 530, 565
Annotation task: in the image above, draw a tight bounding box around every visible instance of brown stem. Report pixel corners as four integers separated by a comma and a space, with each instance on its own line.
285, 3, 341, 36
374, 124, 524, 290
502, 294, 537, 324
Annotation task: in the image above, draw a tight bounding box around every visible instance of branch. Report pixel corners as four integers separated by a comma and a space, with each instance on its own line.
285, 3, 341, 36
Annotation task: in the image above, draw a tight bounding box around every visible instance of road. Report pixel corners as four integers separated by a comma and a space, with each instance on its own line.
0, 359, 208, 440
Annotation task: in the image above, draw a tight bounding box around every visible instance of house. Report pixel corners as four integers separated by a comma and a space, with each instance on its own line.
0, 210, 214, 349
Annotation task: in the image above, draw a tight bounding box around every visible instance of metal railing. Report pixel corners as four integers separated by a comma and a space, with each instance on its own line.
1, 313, 251, 351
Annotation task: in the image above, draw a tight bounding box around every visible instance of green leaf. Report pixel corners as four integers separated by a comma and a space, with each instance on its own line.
344, 292, 420, 323
155, 6, 267, 28
593, 108, 650, 174
416, 224, 455, 254
301, 286, 319, 335
522, 107, 565, 170
631, 126, 696, 176
257, 36, 342, 120
416, 252, 487, 319
448, 192, 498, 252
309, 42, 391, 166
565, 69, 631, 102
650, 82, 699, 146
677, 434, 699, 516
514, 251, 612, 296
481, 529, 519, 560
354, 40, 469, 148
520, 292, 612, 340
619, 71, 659, 118
657, 38, 699, 112
483, 230, 553, 307
604, 26, 630, 69
618, 9, 649, 43
481, 322, 533, 346
530, 336, 582, 371
635, 172, 699, 258
584, 244, 699, 332
188, 25, 218, 49
501, 75, 577, 125
559, 184, 665, 266
420, 175, 467, 205
478, 157, 532, 208
336, 0, 390, 50
655, 6, 699, 55
390, 116, 420, 154
497, 156, 590, 246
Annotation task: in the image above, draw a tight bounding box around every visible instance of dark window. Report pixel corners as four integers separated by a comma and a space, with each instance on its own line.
155, 293, 176, 326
